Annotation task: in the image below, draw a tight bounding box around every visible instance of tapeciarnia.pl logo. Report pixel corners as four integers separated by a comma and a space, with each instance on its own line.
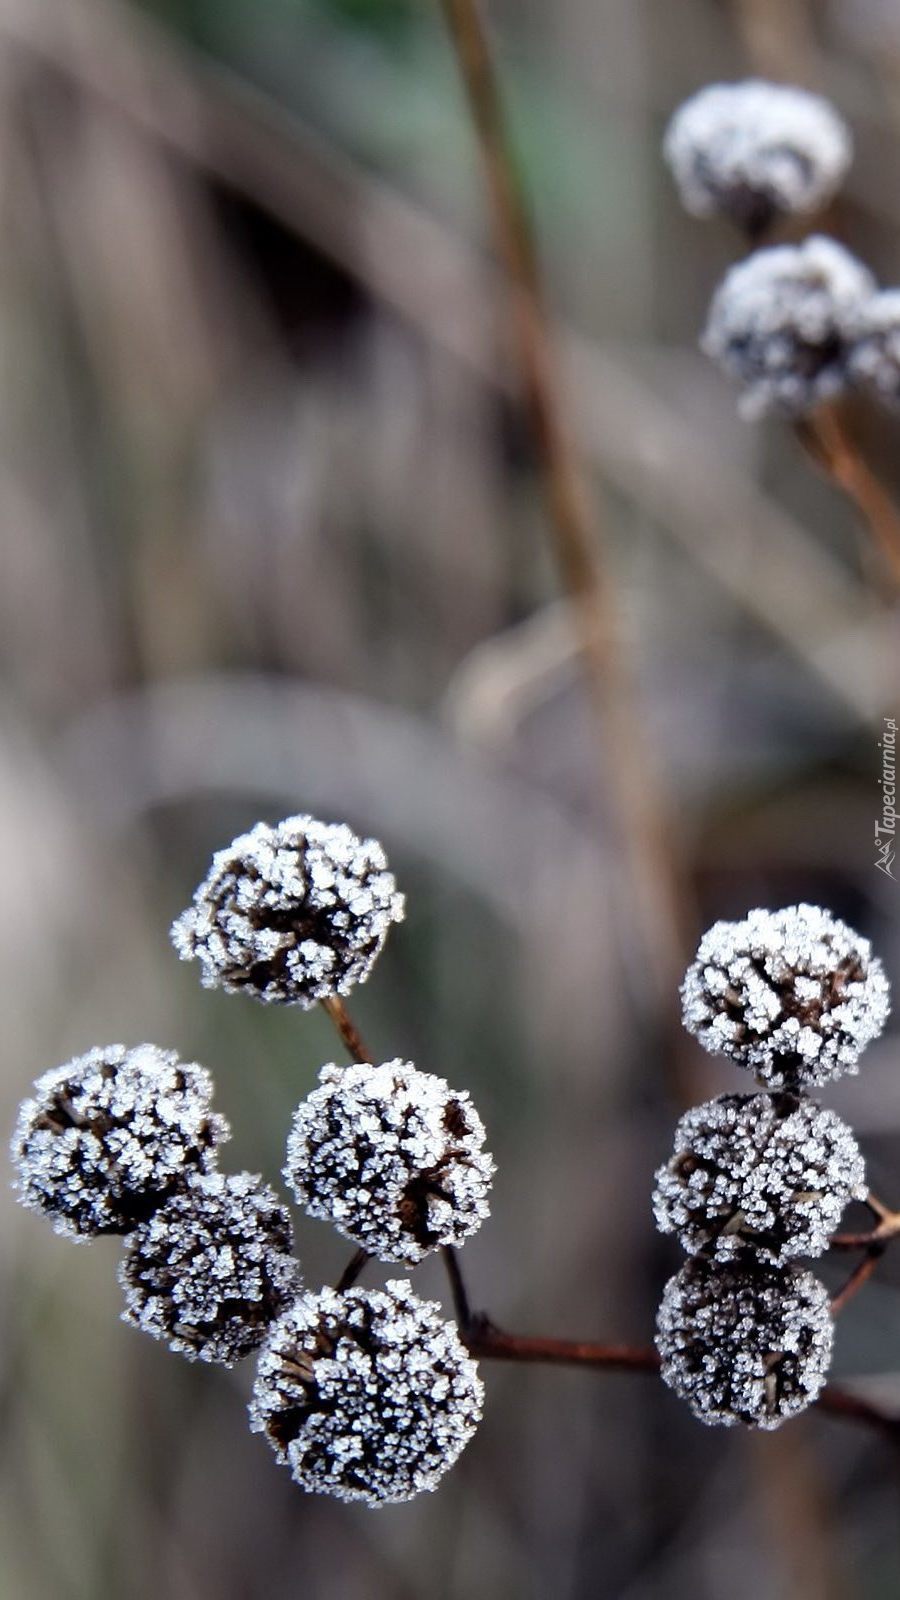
875, 717, 897, 879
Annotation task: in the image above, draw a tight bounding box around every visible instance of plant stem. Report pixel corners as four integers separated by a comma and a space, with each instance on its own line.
462, 1317, 898, 1440
438, 0, 688, 1001
795, 408, 900, 590
830, 1248, 885, 1316
443, 1244, 473, 1328
320, 995, 373, 1064
335, 1247, 371, 1293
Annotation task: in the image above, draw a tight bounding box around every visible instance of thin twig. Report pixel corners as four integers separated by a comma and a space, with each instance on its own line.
796, 408, 900, 590
463, 1317, 899, 1441
830, 1248, 886, 1316
830, 1192, 900, 1250
442, 1245, 473, 1328
320, 995, 373, 1064
334, 1247, 371, 1294
439, 0, 689, 1001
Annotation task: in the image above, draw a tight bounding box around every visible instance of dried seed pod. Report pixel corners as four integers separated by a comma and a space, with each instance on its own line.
652, 1092, 865, 1262
681, 904, 889, 1089
665, 80, 851, 234
656, 1258, 833, 1429
10, 1044, 229, 1240
250, 1280, 484, 1505
284, 1061, 494, 1264
120, 1171, 301, 1365
172, 814, 405, 1007
701, 237, 874, 417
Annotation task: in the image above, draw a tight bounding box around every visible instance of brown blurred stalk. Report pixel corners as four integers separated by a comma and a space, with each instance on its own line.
439, 0, 690, 1005
796, 409, 900, 593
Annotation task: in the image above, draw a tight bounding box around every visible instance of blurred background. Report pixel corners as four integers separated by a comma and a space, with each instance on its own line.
3, 0, 900, 1596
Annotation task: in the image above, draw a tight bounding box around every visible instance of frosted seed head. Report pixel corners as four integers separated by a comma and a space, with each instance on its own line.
681, 904, 889, 1089
249, 1280, 483, 1506
702, 236, 875, 416
119, 1170, 301, 1365
171, 814, 405, 1008
847, 289, 900, 406
656, 1258, 833, 1429
665, 80, 852, 232
10, 1044, 230, 1240
284, 1061, 494, 1264
652, 1092, 866, 1262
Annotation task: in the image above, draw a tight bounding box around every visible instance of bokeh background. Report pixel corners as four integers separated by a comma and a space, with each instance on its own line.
3, 0, 900, 1596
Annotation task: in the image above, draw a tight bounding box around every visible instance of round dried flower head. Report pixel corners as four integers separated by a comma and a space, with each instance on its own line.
10, 1044, 230, 1240
120, 1170, 301, 1365
653, 1092, 865, 1262
656, 1259, 833, 1429
681, 904, 889, 1089
284, 1061, 494, 1264
665, 80, 851, 234
847, 289, 900, 407
702, 236, 875, 417
171, 814, 405, 1007
249, 1280, 483, 1506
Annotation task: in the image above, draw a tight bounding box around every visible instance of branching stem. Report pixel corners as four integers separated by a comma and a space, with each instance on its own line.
319, 995, 900, 1442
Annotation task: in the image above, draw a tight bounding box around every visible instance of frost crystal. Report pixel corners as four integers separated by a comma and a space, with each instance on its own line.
656, 1258, 833, 1429
665, 80, 852, 233
171, 814, 405, 1007
10, 1044, 229, 1240
702, 236, 875, 417
847, 289, 900, 406
652, 1092, 865, 1262
120, 1170, 301, 1365
249, 1280, 483, 1506
681, 904, 889, 1089
284, 1061, 494, 1264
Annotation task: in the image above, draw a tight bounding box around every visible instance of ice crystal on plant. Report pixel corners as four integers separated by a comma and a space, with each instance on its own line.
652, 1092, 865, 1262
681, 904, 889, 1089
847, 289, 900, 406
702, 236, 875, 417
284, 1060, 494, 1264
249, 1279, 483, 1506
120, 1170, 301, 1365
665, 80, 851, 233
171, 814, 405, 1007
656, 1258, 833, 1429
10, 1044, 229, 1240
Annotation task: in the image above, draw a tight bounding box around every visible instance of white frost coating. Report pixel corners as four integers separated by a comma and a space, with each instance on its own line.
171, 814, 405, 1007
10, 1044, 230, 1240
250, 1280, 483, 1506
847, 289, 900, 406
652, 1092, 865, 1262
702, 236, 875, 417
284, 1061, 494, 1264
681, 904, 889, 1088
665, 80, 851, 228
656, 1259, 833, 1429
120, 1170, 301, 1365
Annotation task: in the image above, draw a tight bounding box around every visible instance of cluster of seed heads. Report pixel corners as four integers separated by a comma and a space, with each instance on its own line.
666, 78, 900, 415
654, 904, 889, 1430
10, 815, 492, 1505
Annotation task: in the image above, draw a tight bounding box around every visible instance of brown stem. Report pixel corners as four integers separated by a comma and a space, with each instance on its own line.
463, 1317, 899, 1440
830, 1193, 900, 1251
439, 0, 688, 1002
334, 1247, 371, 1294
443, 1244, 473, 1329
320, 995, 373, 1065
795, 408, 900, 590
464, 1318, 662, 1374
830, 1249, 885, 1316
